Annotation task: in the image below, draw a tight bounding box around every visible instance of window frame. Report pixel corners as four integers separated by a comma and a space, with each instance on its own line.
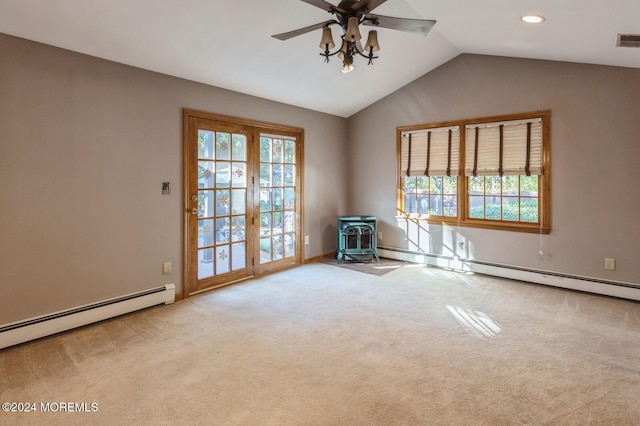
397, 111, 550, 234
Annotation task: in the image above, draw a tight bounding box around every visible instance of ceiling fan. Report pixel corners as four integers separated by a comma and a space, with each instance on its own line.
272, 0, 436, 73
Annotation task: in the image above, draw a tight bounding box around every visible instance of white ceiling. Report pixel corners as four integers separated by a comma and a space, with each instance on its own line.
1, 0, 639, 117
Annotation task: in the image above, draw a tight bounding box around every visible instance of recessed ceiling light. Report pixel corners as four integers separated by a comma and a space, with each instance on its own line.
521, 15, 545, 24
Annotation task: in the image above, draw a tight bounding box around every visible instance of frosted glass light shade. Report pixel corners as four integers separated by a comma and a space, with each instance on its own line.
345, 17, 362, 42
337, 41, 347, 60
364, 30, 380, 52
319, 27, 335, 49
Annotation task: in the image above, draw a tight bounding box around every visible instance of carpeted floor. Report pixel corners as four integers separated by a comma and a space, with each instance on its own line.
2, 262, 640, 425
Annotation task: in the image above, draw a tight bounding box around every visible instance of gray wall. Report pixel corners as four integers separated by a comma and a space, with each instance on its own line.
3, 33, 639, 327
0, 34, 348, 324
348, 54, 640, 285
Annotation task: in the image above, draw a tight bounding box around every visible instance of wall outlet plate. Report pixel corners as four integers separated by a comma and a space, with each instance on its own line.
605, 258, 616, 271
163, 262, 172, 275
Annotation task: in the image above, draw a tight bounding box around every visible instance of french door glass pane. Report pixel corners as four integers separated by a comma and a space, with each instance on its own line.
232, 163, 246, 187
216, 190, 230, 215
199, 161, 214, 187
284, 234, 295, 257
284, 211, 295, 233
260, 189, 271, 211
198, 219, 214, 249
198, 130, 214, 159
273, 188, 283, 211
216, 245, 230, 274
284, 140, 295, 163
216, 162, 230, 188
197, 129, 247, 280
216, 218, 230, 243
260, 238, 271, 263
260, 213, 271, 235
199, 190, 214, 218
231, 189, 245, 215
273, 235, 284, 260
232, 217, 245, 242
259, 135, 297, 265
272, 139, 283, 162
216, 133, 230, 160
232, 134, 246, 161
284, 165, 295, 186
273, 212, 283, 234
260, 139, 271, 162
284, 188, 295, 209
232, 243, 246, 270
198, 248, 214, 279
272, 164, 283, 186
260, 164, 271, 186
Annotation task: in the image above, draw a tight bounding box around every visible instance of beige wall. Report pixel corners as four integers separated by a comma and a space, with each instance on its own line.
348, 54, 640, 284
0, 34, 348, 324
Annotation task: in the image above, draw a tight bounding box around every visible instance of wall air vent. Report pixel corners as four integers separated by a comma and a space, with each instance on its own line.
617, 34, 640, 48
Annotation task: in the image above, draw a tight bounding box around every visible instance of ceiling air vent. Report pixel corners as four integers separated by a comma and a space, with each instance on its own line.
617, 34, 640, 48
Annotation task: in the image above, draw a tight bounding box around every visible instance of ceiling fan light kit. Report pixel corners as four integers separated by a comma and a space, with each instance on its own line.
273, 0, 436, 74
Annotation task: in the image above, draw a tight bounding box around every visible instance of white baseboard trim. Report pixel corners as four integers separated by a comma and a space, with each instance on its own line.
379, 248, 640, 302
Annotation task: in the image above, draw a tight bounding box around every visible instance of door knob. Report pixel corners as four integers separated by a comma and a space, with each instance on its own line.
191, 208, 198, 215
191, 195, 198, 202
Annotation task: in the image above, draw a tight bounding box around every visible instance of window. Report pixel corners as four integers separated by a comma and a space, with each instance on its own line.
400, 126, 460, 218
398, 111, 550, 233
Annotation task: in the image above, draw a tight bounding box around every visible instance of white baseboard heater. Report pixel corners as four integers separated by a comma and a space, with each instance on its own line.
0, 284, 175, 350
379, 247, 640, 302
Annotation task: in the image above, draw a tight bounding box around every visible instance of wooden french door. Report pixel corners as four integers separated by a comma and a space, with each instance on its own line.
183, 110, 303, 296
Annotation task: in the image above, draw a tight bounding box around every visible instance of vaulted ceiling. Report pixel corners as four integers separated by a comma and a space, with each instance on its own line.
1, 0, 639, 117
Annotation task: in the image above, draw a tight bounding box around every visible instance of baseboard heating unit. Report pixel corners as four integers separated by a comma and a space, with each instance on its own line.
379, 247, 640, 302
0, 284, 175, 350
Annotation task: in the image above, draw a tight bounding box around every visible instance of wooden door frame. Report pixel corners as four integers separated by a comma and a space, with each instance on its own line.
182, 109, 305, 297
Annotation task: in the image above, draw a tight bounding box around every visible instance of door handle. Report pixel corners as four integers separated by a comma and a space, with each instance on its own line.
191, 208, 198, 215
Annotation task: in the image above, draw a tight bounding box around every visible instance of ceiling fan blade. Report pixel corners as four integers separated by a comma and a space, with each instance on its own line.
300, 0, 347, 14
272, 20, 338, 41
363, 14, 436, 36
351, 0, 389, 13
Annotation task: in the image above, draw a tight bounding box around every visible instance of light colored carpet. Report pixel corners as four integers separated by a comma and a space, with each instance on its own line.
1, 262, 640, 425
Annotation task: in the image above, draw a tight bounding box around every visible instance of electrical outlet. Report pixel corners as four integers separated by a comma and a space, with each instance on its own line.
304, 235, 309, 245
162, 262, 172, 275
378, 231, 382, 241
605, 258, 616, 271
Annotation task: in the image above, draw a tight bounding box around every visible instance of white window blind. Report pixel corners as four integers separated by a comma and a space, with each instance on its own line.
400, 126, 460, 177
464, 118, 543, 176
